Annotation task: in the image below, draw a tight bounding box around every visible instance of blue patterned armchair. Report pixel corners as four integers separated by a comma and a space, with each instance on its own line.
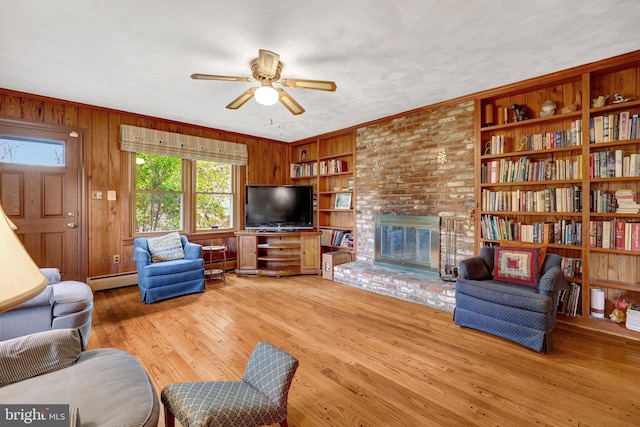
453, 245, 568, 352
133, 233, 205, 304
161, 341, 299, 427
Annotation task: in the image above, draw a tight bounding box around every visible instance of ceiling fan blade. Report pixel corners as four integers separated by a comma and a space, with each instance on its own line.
191, 73, 252, 83
226, 87, 257, 110
257, 49, 280, 76
280, 78, 337, 92
277, 88, 305, 115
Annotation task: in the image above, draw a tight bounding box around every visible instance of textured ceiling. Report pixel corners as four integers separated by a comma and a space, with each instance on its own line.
1, 1, 639, 142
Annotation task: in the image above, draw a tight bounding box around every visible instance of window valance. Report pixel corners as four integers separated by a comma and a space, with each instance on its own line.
120, 125, 248, 165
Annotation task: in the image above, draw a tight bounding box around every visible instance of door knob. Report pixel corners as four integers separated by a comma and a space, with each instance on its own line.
67, 223, 78, 228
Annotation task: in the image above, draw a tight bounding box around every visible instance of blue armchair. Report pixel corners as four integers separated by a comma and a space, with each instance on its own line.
453, 245, 568, 352
133, 234, 205, 304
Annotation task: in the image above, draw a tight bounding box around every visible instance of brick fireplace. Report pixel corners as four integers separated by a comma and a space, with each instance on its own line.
332, 100, 477, 313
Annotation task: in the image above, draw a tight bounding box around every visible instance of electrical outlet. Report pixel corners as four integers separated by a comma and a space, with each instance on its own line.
113, 255, 120, 264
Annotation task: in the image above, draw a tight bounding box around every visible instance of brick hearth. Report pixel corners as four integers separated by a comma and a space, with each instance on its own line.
333, 261, 456, 312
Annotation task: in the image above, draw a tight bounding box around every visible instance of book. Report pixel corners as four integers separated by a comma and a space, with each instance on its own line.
614, 219, 626, 250
615, 149, 624, 177
340, 233, 354, 248
589, 221, 597, 247
632, 223, 640, 252
629, 154, 640, 177
593, 116, 604, 143
602, 220, 611, 249
619, 111, 630, 140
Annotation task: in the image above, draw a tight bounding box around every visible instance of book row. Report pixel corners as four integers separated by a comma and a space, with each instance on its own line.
481, 186, 581, 213
589, 150, 640, 178
588, 219, 640, 251
481, 156, 582, 184
481, 215, 582, 245
519, 120, 583, 151
290, 162, 318, 178
320, 159, 348, 175
590, 111, 639, 144
484, 120, 583, 155
591, 189, 640, 214
320, 228, 353, 248
557, 282, 582, 317
561, 257, 582, 278
290, 159, 350, 178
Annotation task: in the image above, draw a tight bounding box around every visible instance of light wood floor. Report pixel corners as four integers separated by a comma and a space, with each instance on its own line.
89, 274, 640, 427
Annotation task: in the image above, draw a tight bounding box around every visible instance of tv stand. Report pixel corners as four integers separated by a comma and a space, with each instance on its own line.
235, 230, 321, 277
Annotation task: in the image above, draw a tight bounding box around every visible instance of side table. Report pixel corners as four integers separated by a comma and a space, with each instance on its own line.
202, 244, 227, 282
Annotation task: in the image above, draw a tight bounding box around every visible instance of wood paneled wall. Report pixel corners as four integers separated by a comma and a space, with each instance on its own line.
0, 89, 290, 279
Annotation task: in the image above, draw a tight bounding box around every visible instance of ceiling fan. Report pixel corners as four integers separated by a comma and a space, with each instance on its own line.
191, 49, 337, 115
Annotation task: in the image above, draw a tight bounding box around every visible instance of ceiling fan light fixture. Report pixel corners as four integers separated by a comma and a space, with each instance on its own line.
254, 85, 279, 106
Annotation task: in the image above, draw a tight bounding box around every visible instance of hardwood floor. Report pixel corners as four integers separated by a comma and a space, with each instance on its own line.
89, 274, 640, 427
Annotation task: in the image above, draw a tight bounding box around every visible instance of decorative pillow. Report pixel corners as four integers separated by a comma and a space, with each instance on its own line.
499, 240, 547, 268
147, 232, 184, 262
494, 246, 541, 287
0, 329, 82, 386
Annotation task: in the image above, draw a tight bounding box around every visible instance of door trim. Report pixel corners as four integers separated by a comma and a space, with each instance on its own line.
0, 117, 87, 281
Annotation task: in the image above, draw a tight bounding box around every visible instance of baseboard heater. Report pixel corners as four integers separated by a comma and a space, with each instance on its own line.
86, 272, 138, 291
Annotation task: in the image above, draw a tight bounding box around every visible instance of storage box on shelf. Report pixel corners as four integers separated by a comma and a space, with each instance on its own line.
290, 131, 356, 254
474, 50, 640, 338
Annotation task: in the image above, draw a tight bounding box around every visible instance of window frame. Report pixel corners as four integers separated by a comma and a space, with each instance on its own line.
131, 153, 242, 237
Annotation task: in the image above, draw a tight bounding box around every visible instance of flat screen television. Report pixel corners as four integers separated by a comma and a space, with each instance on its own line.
245, 184, 314, 231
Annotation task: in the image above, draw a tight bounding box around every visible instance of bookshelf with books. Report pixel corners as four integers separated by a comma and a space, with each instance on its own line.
474, 50, 640, 338
290, 130, 356, 254
290, 142, 320, 227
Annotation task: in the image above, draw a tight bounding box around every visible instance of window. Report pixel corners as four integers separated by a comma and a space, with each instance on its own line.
133, 153, 237, 234
195, 160, 234, 230
134, 153, 183, 233
0, 136, 65, 166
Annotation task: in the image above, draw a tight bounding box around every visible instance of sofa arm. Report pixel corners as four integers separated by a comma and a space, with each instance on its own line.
183, 242, 202, 260
538, 266, 568, 296
133, 246, 151, 264
40, 268, 61, 285
6, 285, 53, 311
458, 256, 492, 280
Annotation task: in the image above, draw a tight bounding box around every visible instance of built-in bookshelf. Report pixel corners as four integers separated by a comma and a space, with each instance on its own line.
474, 50, 640, 338
290, 131, 356, 254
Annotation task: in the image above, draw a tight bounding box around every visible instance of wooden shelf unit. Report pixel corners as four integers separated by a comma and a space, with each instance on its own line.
290, 131, 356, 253
235, 231, 321, 277
474, 50, 640, 338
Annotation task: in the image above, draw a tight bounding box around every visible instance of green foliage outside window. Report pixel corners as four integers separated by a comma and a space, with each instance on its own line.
195, 161, 233, 230
134, 153, 234, 233
135, 153, 182, 232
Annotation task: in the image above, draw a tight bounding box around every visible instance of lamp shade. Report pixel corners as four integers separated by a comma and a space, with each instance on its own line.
0, 204, 47, 312
254, 85, 279, 106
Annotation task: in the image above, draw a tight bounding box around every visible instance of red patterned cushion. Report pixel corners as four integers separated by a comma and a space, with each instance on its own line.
494, 246, 541, 287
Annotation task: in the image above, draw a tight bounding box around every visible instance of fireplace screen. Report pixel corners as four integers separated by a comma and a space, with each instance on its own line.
374, 215, 440, 275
